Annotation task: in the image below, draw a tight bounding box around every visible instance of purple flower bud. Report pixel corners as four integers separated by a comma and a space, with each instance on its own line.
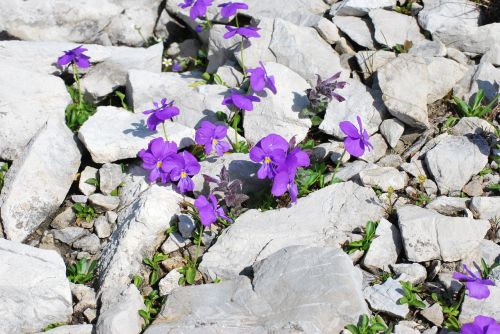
339, 116, 373, 158
194, 194, 232, 227
57, 45, 91, 69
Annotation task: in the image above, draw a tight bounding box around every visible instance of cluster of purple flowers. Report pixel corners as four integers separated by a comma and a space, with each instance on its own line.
250, 134, 310, 203
138, 137, 200, 193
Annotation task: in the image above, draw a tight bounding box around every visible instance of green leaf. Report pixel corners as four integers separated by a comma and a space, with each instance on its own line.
185, 266, 196, 285
345, 324, 360, 334
413, 299, 426, 309
149, 270, 159, 285
85, 178, 99, 187
311, 115, 323, 126
360, 314, 369, 329
215, 111, 229, 123
134, 275, 144, 288
115, 91, 130, 111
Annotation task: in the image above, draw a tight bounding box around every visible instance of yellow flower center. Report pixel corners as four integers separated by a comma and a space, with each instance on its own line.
181, 171, 187, 178
264, 157, 271, 164
212, 138, 218, 145
156, 161, 162, 168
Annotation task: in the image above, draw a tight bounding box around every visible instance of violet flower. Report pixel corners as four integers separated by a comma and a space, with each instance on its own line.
170, 151, 201, 193
179, 0, 213, 19
194, 194, 232, 227
57, 45, 90, 68
195, 121, 231, 156
223, 26, 261, 39
339, 116, 373, 158
138, 137, 178, 184
461, 315, 500, 334
249, 134, 288, 179
143, 98, 180, 131
247, 61, 277, 94
222, 90, 261, 111
271, 140, 310, 203
218, 2, 248, 18
453, 265, 495, 299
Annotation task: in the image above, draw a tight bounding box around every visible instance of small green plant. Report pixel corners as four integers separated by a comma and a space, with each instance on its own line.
178, 261, 198, 286
371, 269, 393, 286
66, 258, 97, 284
115, 91, 130, 111
442, 116, 460, 130
431, 292, 463, 331
43, 322, 66, 331
398, 281, 426, 309
138, 290, 162, 327
72, 203, 96, 223
344, 221, 378, 254
65, 85, 96, 132
479, 167, 493, 176
143, 252, 169, 286
0, 162, 8, 191
296, 163, 329, 197
345, 314, 391, 334
85, 177, 99, 187
487, 183, 500, 193
133, 275, 144, 289
480, 258, 500, 278
452, 90, 499, 119
392, 40, 413, 54
394, 0, 414, 15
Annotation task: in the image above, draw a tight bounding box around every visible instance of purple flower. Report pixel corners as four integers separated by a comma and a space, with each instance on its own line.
461, 316, 500, 334
453, 265, 495, 299
143, 98, 180, 131
172, 62, 182, 72
271, 141, 310, 203
306, 72, 347, 109
170, 151, 201, 193
57, 45, 90, 68
138, 138, 178, 184
218, 2, 248, 18
247, 61, 277, 94
222, 90, 260, 111
194, 194, 232, 227
223, 26, 261, 39
249, 134, 289, 179
179, 0, 213, 19
195, 121, 231, 156
339, 116, 373, 158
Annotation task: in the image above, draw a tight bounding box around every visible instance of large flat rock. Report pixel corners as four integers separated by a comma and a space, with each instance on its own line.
145, 246, 368, 334
200, 181, 385, 280
0, 119, 81, 242
0, 239, 72, 333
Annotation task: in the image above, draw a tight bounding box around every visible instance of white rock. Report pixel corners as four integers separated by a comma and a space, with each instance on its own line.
145, 246, 368, 334
360, 167, 407, 191
96, 284, 145, 334
0, 239, 72, 333
79, 166, 98, 196
313, 18, 341, 44
426, 196, 469, 216
94, 216, 112, 238
53, 227, 89, 244
177, 214, 196, 239
363, 278, 409, 318
361, 134, 388, 163
459, 285, 500, 324
450, 117, 497, 136
89, 194, 120, 211
243, 0, 329, 26
319, 79, 385, 138
215, 62, 244, 87
51, 207, 77, 229
369, 9, 426, 47
377, 54, 430, 128
73, 234, 101, 254
397, 205, 490, 262
469, 197, 500, 220
333, 16, 375, 50
460, 61, 500, 103
97, 186, 181, 311
391, 263, 428, 284
244, 62, 311, 145
158, 269, 182, 296
161, 232, 191, 254
356, 50, 396, 79
425, 135, 489, 194
78, 106, 195, 163
37, 324, 94, 334
0, 64, 71, 161
433, 23, 500, 56
408, 39, 447, 57
380, 118, 405, 148
330, 0, 397, 16
200, 182, 385, 280
362, 219, 403, 272
0, 119, 80, 242
71, 283, 97, 313
425, 56, 468, 104
418, 0, 480, 35
126, 69, 232, 128
99, 163, 124, 196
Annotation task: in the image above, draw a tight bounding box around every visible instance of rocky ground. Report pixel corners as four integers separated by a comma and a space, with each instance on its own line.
0, 0, 499, 333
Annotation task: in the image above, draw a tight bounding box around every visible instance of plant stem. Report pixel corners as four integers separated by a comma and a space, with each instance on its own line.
162, 122, 168, 141
72, 63, 82, 108
232, 109, 240, 150
193, 224, 203, 266
330, 149, 346, 184
234, 15, 247, 79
